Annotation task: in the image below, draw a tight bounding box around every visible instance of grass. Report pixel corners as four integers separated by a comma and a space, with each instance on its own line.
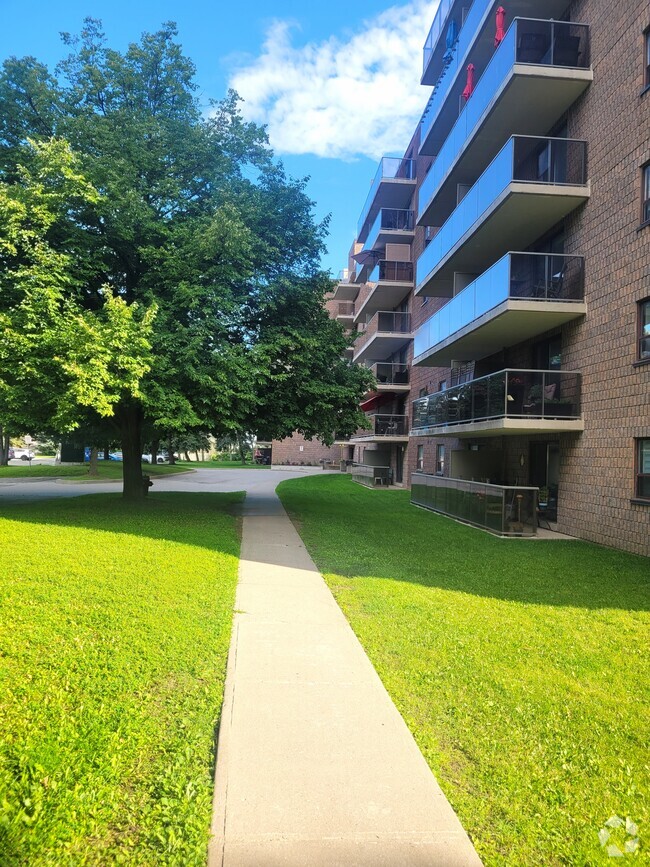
0, 492, 243, 865
0, 463, 188, 479
175, 460, 266, 469
277, 474, 650, 866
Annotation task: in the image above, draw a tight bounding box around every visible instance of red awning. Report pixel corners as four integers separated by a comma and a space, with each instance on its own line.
495, 7, 506, 47
360, 393, 382, 412
462, 63, 475, 101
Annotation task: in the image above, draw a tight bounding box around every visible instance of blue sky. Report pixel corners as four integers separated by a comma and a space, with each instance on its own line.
0, 0, 438, 274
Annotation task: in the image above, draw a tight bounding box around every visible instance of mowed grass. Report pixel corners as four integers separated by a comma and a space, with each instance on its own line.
277, 475, 650, 866
0, 492, 242, 865
0, 463, 188, 479
175, 460, 266, 470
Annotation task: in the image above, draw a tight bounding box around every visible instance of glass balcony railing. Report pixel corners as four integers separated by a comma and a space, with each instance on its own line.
414, 253, 584, 358
420, 0, 486, 150
357, 158, 416, 241
370, 362, 410, 386
419, 18, 591, 219
337, 268, 356, 283
351, 464, 392, 487
412, 369, 581, 431
368, 260, 414, 284
364, 208, 415, 250
411, 474, 538, 536
416, 135, 588, 290
357, 414, 409, 437
359, 311, 411, 334
422, 0, 458, 79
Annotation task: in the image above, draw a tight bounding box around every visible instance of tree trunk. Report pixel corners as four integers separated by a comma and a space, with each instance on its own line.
168, 433, 176, 465
88, 446, 99, 477
120, 402, 145, 500
236, 432, 247, 464
0, 427, 9, 466
103, 444, 110, 461
151, 438, 160, 465
184, 450, 191, 462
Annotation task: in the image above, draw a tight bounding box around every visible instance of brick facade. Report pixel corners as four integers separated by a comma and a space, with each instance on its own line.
271, 433, 344, 467
331, 1, 649, 553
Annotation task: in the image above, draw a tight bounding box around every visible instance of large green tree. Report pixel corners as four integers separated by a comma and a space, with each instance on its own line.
0, 138, 153, 464
0, 20, 371, 496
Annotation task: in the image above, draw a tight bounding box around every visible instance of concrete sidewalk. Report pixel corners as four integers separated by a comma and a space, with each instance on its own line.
209, 485, 482, 866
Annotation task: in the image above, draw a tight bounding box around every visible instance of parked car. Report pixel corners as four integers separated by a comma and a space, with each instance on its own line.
7, 447, 15, 460
142, 453, 166, 464
14, 448, 34, 461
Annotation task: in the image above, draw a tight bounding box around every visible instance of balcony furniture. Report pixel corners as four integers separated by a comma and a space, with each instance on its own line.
393, 368, 409, 384
351, 464, 391, 488
517, 32, 550, 63
553, 34, 581, 66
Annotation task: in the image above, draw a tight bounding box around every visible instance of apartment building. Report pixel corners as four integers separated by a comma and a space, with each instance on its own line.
332, 0, 649, 555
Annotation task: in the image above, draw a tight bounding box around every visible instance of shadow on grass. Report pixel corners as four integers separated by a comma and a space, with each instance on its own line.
0, 492, 245, 554
276, 475, 650, 612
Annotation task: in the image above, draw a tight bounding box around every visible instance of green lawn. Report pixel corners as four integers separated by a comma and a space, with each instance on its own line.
0, 492, 242, 865
175, 460, 266, 469
0, 463, 188, 479
277, 474, 649, 866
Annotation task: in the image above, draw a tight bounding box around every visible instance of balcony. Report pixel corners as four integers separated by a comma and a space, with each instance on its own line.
371, 362, 410, 391
416, 135, 589, 297
354, 260, 414, 323
334, 301, 355, 324
411, 368, 583, 437
421, 0, 461, 85
411, 474, 538, 537
419, 18, 591, 226
332, 268, 360, 301
351, 464, 392, 487
351, 414, 410, 442
357, 158, 416, 244
419, 1, 580, 156
363, 208, 415, 252
353, 311, 413, 364
414, 253, 586, 367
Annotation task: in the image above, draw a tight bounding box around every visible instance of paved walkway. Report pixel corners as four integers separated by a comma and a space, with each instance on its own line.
209, 481, 482, 866
0, 467, 482, 863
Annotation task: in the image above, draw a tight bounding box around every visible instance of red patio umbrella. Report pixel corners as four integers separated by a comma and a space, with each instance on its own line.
495, 7, 506, 47
462, 63, 475, 101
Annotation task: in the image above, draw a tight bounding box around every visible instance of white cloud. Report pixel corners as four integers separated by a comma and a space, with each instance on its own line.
227, 1, 439, 161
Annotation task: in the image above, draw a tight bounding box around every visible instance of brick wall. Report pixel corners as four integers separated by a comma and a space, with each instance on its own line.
271, 433, 344, 466
551, 0, 650, 555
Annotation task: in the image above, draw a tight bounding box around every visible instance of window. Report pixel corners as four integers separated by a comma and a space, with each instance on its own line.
636, 438, 650, 500
639, 298, 650, 361
435, 444, 445, 475
645, 27, 650, 89
642, 163, 650, 225
419, 387, 428, 398
439, 379, 447, 392
416, 445, 424, 471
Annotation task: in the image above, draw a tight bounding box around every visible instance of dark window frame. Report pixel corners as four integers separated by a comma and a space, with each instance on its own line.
635, 438, 650, 501
642, 162, 650, 227
644, 26, 650, 91
416, 444, 424, 471
638, 297, 650, 363
435, 443, 446, 476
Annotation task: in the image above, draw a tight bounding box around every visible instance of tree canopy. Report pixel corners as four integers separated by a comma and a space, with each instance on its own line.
0, 20, 371, 494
